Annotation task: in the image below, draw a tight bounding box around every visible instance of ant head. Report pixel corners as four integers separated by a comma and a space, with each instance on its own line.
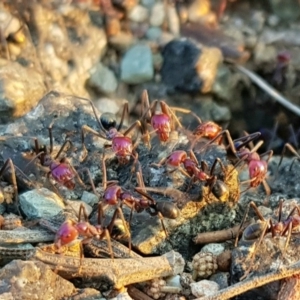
42, 154, 52, 167
100, 112, 117, 131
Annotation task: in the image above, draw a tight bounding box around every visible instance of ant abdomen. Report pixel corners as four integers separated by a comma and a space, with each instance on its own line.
100, 112, 117, 130
211, 180, 229, 202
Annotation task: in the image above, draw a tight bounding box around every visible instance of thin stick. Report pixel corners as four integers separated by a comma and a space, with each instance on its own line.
195, 260, 300, 300
235, 65, 300, 117
193, 221, 251, 245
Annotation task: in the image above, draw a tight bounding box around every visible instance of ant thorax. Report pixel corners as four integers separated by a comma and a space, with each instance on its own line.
107, 128, 120, 139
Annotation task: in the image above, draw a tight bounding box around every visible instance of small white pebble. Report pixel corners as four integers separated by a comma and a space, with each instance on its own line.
190, 280, 219, 297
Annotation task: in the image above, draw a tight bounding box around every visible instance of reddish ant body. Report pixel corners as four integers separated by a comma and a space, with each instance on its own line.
140, 90, 183, 144
78, 96, 141, 164
201, 131, 270, 194
234, 139, 273, 195
55, 204, 130, 259
153, 149, 230, 202
25, 123, 84, 190
101, 157, 180, 236
236, 200, 300, 278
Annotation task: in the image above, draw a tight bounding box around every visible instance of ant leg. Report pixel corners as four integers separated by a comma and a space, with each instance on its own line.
108, 206, 131, 252
140, 90, 152, 147
160, 101, 183, 130
78, 203, 89, 222
68, 95, 108, 133
260, 150, 273, 163
97, 203, 114, 259
189, 149, 200, 165
262, 180, 271, 196
250, 201, 266, 222
169, 107, 203, 124
235, 202, 251, 247
81, 124, 107, 148
79, 167, 99, 197
123, 120, 142, 137
277, 198, 284, 222
209, 157, 227, 179
54, 140, 73, 160
284, 221, 292, 253
48, 121, 55, 154
117, 102, 129, 131
278, 143, 299, 171
60, 157, 85, 188
288, 124, 298, 149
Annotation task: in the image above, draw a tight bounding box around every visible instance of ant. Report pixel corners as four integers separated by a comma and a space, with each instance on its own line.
277, 142, 300, 172
0, 158, 35, 212
24, 122, 85, 190
75, 95, 141, 165
101, 156, 180, 237
139, 90, 183, 145
202, 131, 271, 194
233, 138, 273, 195
55, 203, 130, 260
236, 199, 300, 279
152, 149, 230, 202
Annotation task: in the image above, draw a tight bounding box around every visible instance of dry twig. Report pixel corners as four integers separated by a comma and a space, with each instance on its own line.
31, 248, 184, 289
195, 260, 300, 300
193, 221, 251, 244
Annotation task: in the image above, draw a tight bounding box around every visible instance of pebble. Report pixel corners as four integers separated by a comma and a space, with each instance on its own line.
190, 280, 219, 297
0, 60, 46, 123
141, 0, 155, 9
201, 243, 225, 256
150, 3, 165, 27
66, 200, 93, 218
88, 62, 118, 95
128, 5, 149, 23
146, 27, 162, 41
161, 39, 202, 93
210, 272, 229, 289
81, 191, 100, 206
19, 188, 65, 219
121, 44, 154, 84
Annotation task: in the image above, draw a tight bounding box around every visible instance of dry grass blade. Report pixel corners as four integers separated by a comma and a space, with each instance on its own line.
235, 65, 300, 117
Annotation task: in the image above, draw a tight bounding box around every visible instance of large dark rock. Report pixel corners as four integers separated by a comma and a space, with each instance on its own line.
161, 39, 203, 93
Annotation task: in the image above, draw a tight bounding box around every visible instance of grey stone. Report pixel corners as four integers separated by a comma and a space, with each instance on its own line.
146, 27, 162, 41
0, 260, 76, 299
201, 243, 225, 256
121, 44, 154, 84
210, 272, 229, 289
88, 63, 118, 95
0, 60, 46, 123
150, 3, 165, 27
81, 191, 99, 206
268, 0, 300, 21
128, 5, 149, 23
20, 188, 65, 219
161, 39, 202, 93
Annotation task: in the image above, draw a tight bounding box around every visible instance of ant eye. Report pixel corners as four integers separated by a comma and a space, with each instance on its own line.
100, 113, 117, 130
